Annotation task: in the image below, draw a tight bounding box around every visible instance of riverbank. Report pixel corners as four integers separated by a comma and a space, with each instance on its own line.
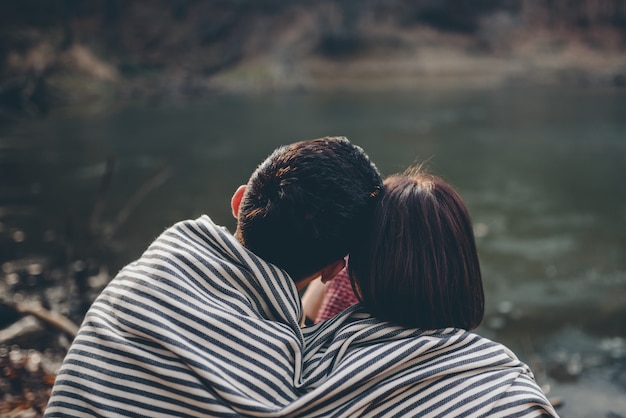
5, 37, 623, 123
39, 29, 626, 99
2, 1, 626, 119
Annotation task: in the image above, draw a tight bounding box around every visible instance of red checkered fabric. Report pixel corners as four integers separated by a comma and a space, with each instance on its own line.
315, 268, 359, 323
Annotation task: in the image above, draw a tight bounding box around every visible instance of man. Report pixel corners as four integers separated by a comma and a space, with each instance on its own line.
44, 136, 383, 417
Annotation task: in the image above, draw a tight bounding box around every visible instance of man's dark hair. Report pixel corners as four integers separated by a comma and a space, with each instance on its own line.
235, 136, 382, 284
348, 172, 485, 330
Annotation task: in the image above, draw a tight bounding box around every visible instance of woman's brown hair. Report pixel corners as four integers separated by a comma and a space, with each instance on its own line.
348, 172, 484, 330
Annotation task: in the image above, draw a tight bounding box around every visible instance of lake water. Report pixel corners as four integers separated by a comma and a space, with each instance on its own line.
1, 86, 626, 416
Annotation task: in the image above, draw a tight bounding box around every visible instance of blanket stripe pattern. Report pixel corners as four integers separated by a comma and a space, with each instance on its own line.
45, 216, 558, 417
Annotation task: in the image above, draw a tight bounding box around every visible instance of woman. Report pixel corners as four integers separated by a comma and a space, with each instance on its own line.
348, 171, 484, 330
303, 170, 483, 330
296, 170, 559, 417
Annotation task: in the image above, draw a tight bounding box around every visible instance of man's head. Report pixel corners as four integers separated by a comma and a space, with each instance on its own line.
232, 136, 382, 287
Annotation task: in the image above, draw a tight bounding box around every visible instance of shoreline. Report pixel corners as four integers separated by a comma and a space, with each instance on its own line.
3, 36, 626, 120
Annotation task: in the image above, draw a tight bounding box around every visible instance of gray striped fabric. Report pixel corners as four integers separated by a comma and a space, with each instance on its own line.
45, 216, 558, 417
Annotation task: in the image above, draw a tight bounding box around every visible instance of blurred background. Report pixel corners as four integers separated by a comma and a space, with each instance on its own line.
1, 1, 625, 416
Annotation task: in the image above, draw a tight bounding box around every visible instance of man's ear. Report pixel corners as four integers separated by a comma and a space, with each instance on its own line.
231, 185, 247, 219
320, 258, 346, 284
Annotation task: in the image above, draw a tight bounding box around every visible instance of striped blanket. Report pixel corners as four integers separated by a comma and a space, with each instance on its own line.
45, 216, 558, 417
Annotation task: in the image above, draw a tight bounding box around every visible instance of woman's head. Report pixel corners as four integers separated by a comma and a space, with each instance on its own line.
348, 171, 484, 330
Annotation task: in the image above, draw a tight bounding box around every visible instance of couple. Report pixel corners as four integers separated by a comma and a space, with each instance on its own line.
45, 137, 558, 417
